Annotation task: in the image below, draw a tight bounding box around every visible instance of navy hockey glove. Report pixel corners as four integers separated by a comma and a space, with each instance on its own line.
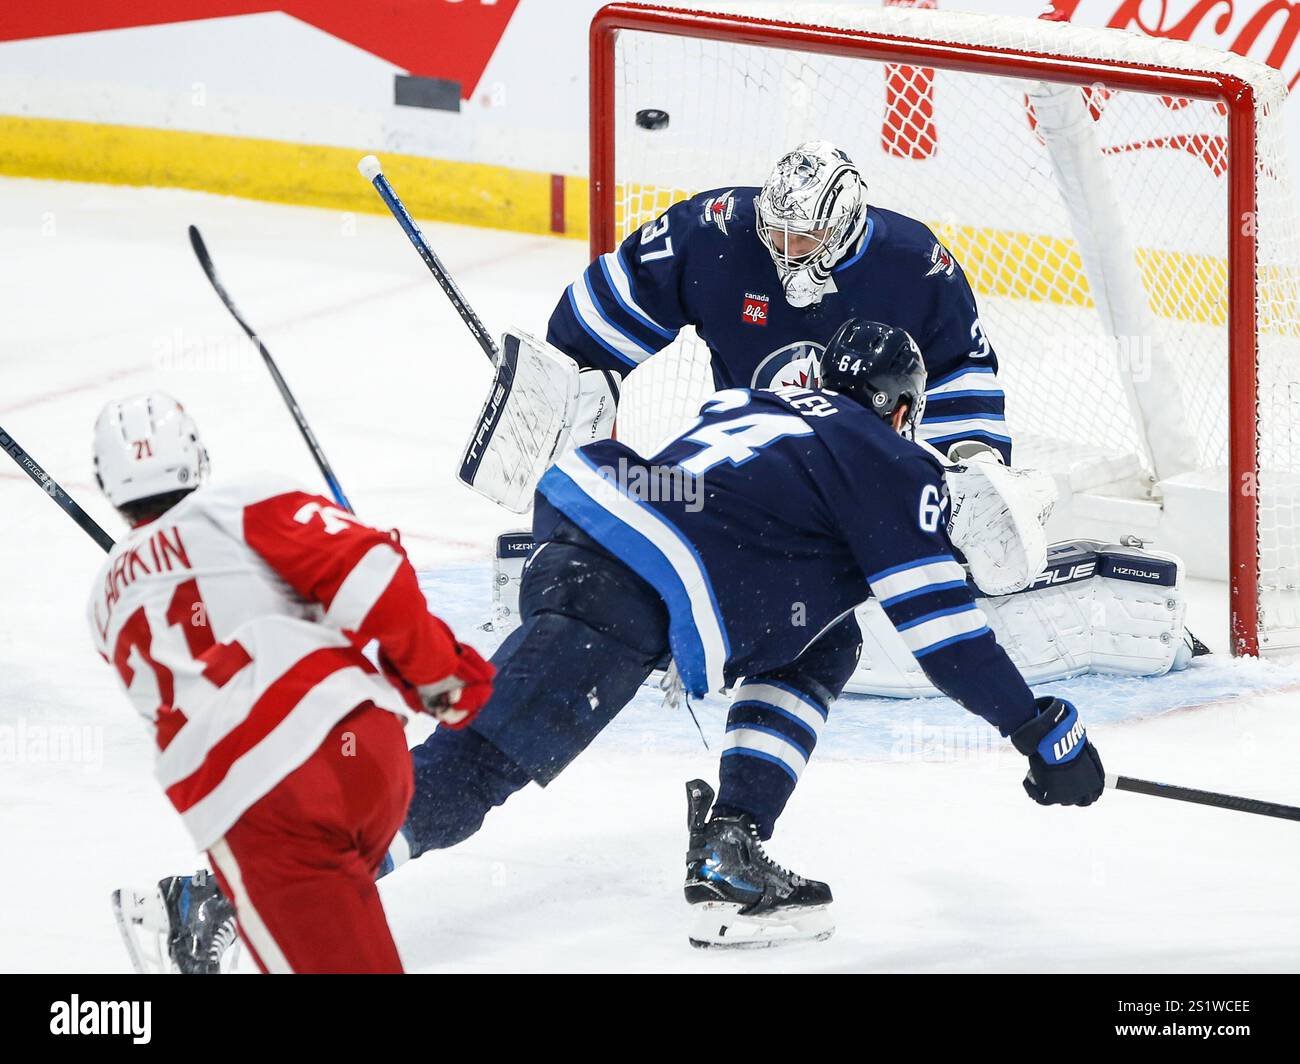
1010, 697, 1104, 807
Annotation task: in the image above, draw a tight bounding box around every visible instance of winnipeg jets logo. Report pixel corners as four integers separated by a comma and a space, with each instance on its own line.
750, 340, 826, 390
780, 151, 822, 191
926, 242, 956, 278
701, 190, 736, 235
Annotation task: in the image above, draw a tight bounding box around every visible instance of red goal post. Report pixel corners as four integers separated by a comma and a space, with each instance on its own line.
588, 1, 1281, 655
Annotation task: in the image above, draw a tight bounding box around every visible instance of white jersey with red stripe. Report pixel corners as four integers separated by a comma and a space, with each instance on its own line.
88, 477, 458, 850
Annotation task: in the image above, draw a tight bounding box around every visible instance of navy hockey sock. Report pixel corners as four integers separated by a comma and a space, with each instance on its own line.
403, 726, 532, 857
716, 678, 829, 840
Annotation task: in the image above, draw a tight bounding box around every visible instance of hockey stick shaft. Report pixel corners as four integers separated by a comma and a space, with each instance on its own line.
188, 225, 354, 513
1, 425, 114, 552
1107, 773, 1300, 822
357, 155, 499, 365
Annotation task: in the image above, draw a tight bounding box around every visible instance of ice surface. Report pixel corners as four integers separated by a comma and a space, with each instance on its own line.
2, 178, 1298, 973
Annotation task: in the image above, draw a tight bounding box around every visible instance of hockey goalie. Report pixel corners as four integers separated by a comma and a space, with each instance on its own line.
460, 323, 1199, 700
456, 136, 1200, 693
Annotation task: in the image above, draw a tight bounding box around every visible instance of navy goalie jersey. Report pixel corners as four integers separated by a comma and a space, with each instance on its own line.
548, 188, 1011, 461
534, 387, 1036, 736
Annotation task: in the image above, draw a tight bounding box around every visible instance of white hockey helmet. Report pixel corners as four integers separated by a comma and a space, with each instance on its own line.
93, 393, 209, 510
756, 140, 868, 308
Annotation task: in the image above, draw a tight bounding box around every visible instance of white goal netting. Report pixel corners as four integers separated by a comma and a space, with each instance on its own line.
599, 2, 1300, 652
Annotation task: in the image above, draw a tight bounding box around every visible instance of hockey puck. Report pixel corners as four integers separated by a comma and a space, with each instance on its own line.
635, 108, 670, 130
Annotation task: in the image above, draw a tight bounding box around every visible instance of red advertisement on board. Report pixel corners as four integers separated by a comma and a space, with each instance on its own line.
0, 1, 521, 99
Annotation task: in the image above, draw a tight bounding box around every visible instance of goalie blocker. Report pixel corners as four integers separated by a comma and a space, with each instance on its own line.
459, 330, 619, 513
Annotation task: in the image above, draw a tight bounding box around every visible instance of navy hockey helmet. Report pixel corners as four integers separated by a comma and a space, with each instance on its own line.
819, 318, 927, 439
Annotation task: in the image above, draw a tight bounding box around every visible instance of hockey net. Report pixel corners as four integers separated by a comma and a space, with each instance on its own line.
591, 1, 1300, 655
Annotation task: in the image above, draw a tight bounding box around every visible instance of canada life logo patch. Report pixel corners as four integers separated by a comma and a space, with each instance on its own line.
742, 292, 769, 326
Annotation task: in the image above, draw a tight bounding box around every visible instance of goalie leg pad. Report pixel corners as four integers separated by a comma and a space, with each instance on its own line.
847, 540, 1189, 697
992, 540, 1187, 681
486, 530, 534, 632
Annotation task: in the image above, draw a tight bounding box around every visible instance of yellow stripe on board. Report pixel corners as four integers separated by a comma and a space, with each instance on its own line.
5, 121, 1297, 335
619, 183, 1300, 335
0, 114, 590, 240
932, 220, 1237, 329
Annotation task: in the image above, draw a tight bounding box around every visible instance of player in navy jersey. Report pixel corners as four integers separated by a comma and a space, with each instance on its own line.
402, 319, 1104, 947
548, 139, 1009, 464
506, 144, 1017, 876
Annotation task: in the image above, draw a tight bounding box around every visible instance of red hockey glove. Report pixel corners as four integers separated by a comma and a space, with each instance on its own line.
416, 642, 495, 729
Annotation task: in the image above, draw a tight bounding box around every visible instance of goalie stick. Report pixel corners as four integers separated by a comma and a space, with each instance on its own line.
357, 154, 499, 365
1108, 774, 1300, 822
188, 225, 354, 513
0, 425, 115, 551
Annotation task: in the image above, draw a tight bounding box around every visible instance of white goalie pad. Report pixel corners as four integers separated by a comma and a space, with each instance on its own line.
458, 330, 619, 514
485, 530, 534, 631
943, 451, 1058, 597
847, 540, 1191, 697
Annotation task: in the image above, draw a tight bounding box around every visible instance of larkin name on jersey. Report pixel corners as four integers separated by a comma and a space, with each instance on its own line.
88, 479, 460, 849
547, 188, 1011, 462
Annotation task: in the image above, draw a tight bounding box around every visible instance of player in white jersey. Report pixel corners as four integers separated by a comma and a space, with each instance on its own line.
88, 393, 493, 973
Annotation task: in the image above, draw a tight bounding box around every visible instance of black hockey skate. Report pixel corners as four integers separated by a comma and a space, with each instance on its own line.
112, 870, 240, 974
684, 779, 834, 949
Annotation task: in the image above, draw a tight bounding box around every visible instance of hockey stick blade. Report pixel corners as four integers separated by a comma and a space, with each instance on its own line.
357, 154, 499, 365
1107, 773, 1300, 822
1, 425, 114, 552
187, 225, 354, 513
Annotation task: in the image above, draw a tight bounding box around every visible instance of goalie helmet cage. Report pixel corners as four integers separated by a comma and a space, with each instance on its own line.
588, 1, 1300, 657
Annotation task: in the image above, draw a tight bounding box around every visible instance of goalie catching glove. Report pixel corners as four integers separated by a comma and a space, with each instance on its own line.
932, 441, 1058, 598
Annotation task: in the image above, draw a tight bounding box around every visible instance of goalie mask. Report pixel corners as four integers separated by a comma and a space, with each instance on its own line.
756, 140, 868, 308
94, 392, 210, 509
819, 319, 927, 440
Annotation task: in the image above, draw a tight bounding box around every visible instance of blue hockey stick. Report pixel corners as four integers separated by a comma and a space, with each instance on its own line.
358, 154, 499, 366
